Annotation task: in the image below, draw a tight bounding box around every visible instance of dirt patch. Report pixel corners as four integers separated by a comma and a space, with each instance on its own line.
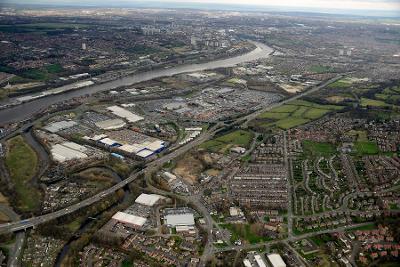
0, 211, 10, 223
205, 168, 221, 177
0, 192, 8, 204
75, 168, 116, 183
173, 153, 205, 185
326, 95, 353, 103
279, 83, 304, 93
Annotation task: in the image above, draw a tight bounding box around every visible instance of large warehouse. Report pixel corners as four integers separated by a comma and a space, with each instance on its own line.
107, 105, 144, 123
164, 208, 195, 227
95, 118, 126, 130
112, 212, 147, 229
135, 193, 165, 206
267, 253, 286, 267
50, 142, 88, 162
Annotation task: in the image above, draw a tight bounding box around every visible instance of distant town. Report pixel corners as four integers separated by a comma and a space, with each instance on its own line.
0, 4, 399, 267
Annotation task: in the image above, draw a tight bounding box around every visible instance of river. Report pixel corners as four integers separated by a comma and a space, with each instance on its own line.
0, 41, 273, 125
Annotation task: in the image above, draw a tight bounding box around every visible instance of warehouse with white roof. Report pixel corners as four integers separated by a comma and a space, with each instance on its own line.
267, 253, 286, 267
44, 120, 77, 133
165, 212, 195, 227
95, 118, 126, 130
135, 193, 165, 206
50, 142, 88, 162
112, 212, 147, 228
107, 105, 144, 123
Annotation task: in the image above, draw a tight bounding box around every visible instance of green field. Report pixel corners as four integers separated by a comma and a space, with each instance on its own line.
258, 112, 290, 120
360, 97, 390, 107
354, 141, 379, 155
347, 130, 368, 142
200, 130, 254, 153
269, 105, 299, 113
346, 223, 376, 232
20, 69, 49, 81
45, 64, 64, 74
220, 223, 272, 244
255, 100, 343, 130
327, 78, 353, 89
309, 65, 335, 74
303, 140, 336, 156
303, 108, 330, 119
5, 136, 40, 212
374, 85, 400, 106
275, 117, 310, 129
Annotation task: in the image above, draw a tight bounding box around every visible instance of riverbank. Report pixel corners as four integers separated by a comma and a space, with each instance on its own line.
0, 41, 273, 125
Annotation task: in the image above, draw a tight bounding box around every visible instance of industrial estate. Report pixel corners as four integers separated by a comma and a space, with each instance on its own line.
0, 2, 399, 267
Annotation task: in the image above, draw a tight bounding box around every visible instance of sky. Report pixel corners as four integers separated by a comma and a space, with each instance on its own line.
164, 0, 400, 12
2, 0, 400, 17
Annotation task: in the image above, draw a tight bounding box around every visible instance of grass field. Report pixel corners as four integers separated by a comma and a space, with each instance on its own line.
309, 65, 334, 74
45, 63, 64, 74
275, 117, 310, 129
354, 141, 379, 155
374, 86, 400, 105
360, 97, 390, 107
258, 112, 291, 120
5, 136, 40, 212
200, 130, 254, 153
309, 234, 335, 246
220, 223, 273, 244
20, 69, 49, 80
346, 223, 376, 231
327, 78, 353, 89
303, 140, 337, 156
347, 130, 368, 142
255, 100, 343, 130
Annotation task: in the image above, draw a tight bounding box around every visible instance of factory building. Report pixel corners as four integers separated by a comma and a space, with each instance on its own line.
112, 212, 147, 229
50, 142, 88, 162
135, 193, 165, 206
107, 105, 144, 123
95, 118, 126, 130
267, 253, 286, 267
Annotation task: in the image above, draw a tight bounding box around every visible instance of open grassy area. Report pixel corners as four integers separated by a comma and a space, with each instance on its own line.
5, 136, 40, 212
20, 68, 49, 80
220, 223, 273, 244
303, 108, 330, 119
258, 112, 290, 120
309, 65, 335, 74
353, 141, 379, 155
360, 97, 390, 107
45, 63, 64, 74
309, 234, 335, 246
254, 100, 343, 130
373, 85, 400, 107
200, 130, 254, 153
303, 140, 336, 156
346, 223, 376, 231
347, 130, 368, 142
327, 78, 353, 89
275, 117, 310, 129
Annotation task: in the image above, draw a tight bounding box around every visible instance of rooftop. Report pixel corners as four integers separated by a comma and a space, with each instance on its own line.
135, 193, 164, 206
